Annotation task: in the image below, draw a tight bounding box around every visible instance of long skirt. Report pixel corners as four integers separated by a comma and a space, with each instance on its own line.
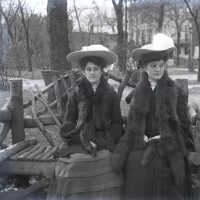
47, 150, 123, 200
124, 149, 188, 200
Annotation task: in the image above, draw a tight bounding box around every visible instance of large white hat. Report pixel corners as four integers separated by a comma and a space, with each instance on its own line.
67, 44, 118, 66
132, 33, 176, 61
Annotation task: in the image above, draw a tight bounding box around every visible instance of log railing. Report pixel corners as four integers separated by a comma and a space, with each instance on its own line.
0, 69, 131, 161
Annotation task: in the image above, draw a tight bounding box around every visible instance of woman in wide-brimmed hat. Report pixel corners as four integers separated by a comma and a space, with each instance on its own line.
47, 44, 123, 200
112, 33, 195, 200
61, 44, 123, 154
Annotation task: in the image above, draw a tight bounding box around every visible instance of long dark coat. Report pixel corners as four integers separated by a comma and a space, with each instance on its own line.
60, 75, 123, 154
112, 71, 194, 200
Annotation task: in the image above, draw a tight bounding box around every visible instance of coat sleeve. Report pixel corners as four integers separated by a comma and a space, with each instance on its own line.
110, 90, 123, 145
177, 86, 195, 152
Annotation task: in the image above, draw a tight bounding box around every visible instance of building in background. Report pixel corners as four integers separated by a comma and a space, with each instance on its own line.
127, 2, 198, 67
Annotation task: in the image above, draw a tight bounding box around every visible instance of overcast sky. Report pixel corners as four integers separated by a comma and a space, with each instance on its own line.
29, 0, 113, 15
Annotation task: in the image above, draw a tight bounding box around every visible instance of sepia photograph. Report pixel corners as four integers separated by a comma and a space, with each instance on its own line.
0, 0, 199, 199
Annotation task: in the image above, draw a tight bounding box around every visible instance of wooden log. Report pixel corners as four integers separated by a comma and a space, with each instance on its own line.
24, 115, 61, 128
54, 80, 62, 115
0, 160, 56, 177
35, 85, 62, 128
23, 73, 68, 109
0, 179, 50, 200
26, 145, 46, 160
34, 146, 50, 160
41, 146, 58, 160
0, 123, 10, 146
18, 143, 41, 159
23, 73, 69, 109
31, 94, 55, 147
9, 79, 25, 144
37, 99, 57, 117
0, 109, 11, 122
23, 82, 55, 109
0, 139, 37, 162
10, 145, 35, 160
41, 70, 63, 103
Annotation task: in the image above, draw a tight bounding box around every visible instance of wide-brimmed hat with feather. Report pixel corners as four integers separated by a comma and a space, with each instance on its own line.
67, 44, 118, 66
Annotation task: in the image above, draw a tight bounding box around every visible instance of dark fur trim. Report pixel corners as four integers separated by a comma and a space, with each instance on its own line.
78, 75, 109, 105
134, 71, 178, 119
131, 71, 179, 140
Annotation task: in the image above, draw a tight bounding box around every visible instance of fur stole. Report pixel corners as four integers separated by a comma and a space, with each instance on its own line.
127, 71, 181, 149
76, 76, 114, 152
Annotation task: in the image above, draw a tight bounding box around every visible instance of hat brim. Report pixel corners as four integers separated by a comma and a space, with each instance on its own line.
67, 50, 118, 66
132, 47, 176, 61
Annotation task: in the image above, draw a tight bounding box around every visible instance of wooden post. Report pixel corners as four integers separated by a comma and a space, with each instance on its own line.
175, 79, 189, 99
9, 79, 30, 187
41, 70, 62, 103
9, 79, 25, 144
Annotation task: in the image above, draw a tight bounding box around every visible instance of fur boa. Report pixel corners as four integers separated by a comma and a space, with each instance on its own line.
130, 71, 180, 141
76, 76, 115, 151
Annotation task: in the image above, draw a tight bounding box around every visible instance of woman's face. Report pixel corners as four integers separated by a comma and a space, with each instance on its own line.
84, 62, 102, 84
144, 60, 166, 81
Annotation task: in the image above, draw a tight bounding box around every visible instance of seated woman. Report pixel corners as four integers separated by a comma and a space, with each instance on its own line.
112, 33, 195, 200
47, 44, 123, 200
60, 44, 123, 154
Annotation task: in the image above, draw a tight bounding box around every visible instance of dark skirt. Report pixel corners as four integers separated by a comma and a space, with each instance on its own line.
124, 149, 186, 200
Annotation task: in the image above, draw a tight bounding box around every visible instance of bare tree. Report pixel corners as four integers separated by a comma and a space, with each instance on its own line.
184, 0, 200, 81
18, 0, 33, 72
73, 0, 82, 33
166, 1, 189, 66
0, 2, 3, 67
135, 0, 167, 32
112, 0, 126, 72
29, 14, 50, 69
0, 0, 23, 76
102, 11, 116, 33
157, 1, 166, 32
47, 0, 71, 72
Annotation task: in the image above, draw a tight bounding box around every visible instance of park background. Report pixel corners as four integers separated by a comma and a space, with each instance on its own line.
0, 0, 200, 198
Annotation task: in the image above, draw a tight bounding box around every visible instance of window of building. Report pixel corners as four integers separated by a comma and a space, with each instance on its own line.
185, 46, 189, 55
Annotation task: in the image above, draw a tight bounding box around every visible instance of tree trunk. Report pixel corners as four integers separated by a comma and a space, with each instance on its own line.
176, 31, 180, 67
198, 38, 200, 81
9, 79, 25, 144
112, 0, 126, 73
157, 3, 165, 32
19, 0, 33, 72
47, 0, 71, 72
23, 26, 33, 72
0, 5, 3, 68
183, 0, 200, 81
